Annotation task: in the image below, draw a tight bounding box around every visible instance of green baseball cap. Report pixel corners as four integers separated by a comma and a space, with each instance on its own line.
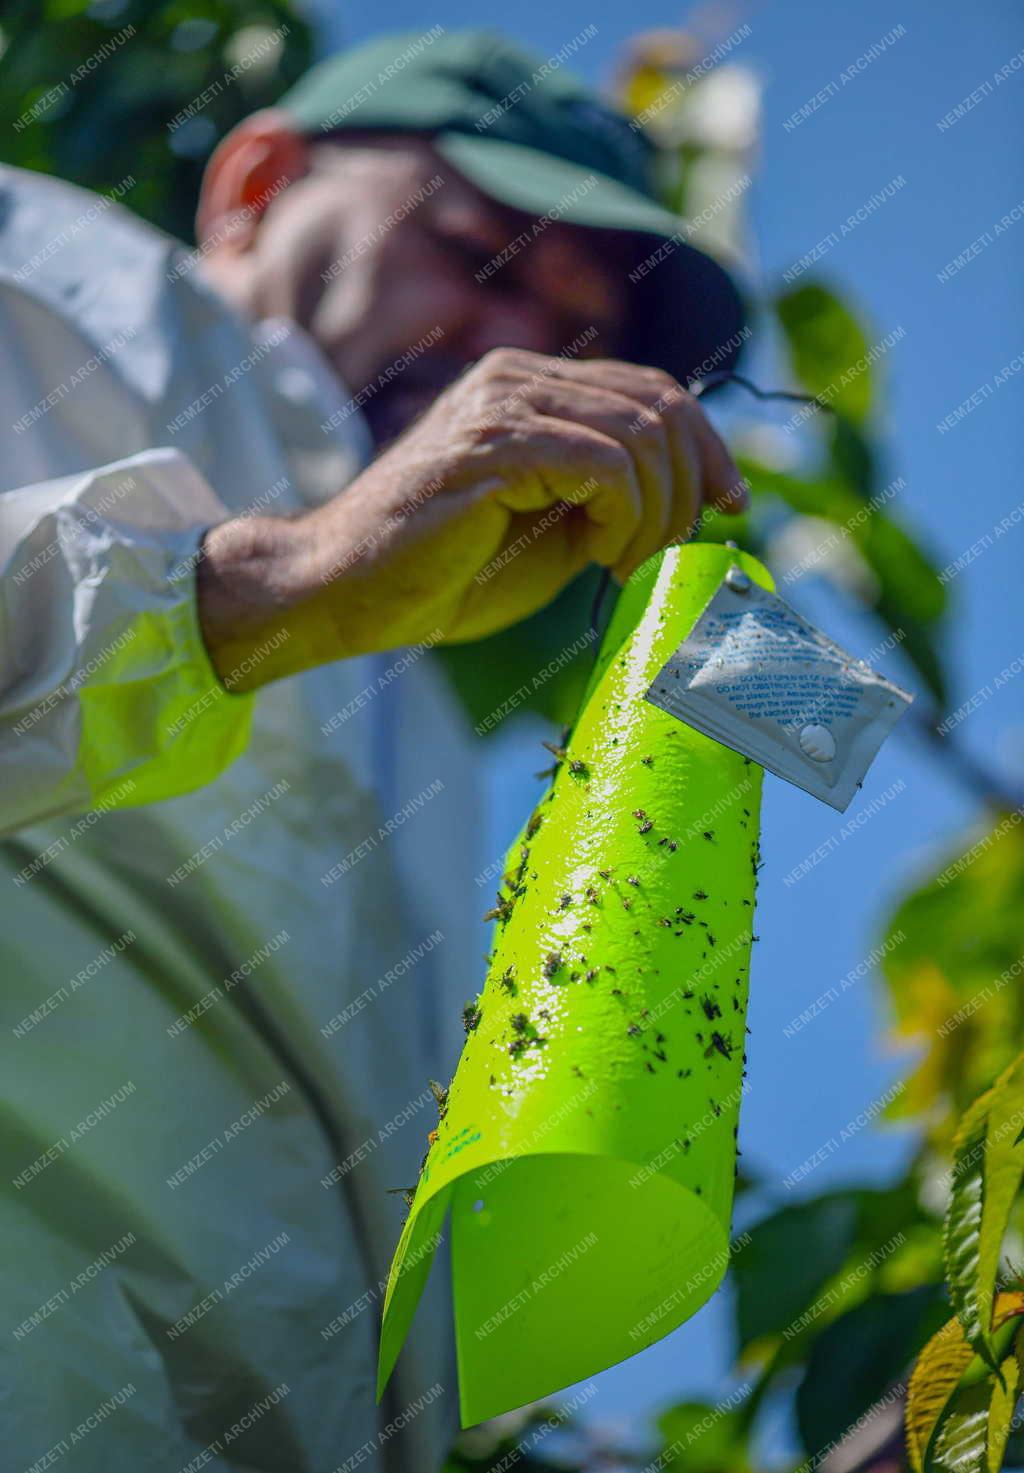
278, 29, 748, 386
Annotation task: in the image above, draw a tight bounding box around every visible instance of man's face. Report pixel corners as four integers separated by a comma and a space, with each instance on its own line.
229, 135, 630, 445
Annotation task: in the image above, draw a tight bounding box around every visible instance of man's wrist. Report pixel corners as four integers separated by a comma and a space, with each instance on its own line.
197, 513, 337, 691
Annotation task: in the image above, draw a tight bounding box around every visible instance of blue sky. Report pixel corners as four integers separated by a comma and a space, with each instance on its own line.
312, 0, 1024, 1448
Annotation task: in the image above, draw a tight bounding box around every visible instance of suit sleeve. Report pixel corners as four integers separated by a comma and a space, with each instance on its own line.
0, 446, 254, 836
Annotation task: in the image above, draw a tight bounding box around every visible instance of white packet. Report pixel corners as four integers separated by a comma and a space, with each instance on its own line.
644, 563, 913, 811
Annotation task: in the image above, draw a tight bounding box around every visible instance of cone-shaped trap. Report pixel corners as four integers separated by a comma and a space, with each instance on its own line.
378, 543, 770, 1425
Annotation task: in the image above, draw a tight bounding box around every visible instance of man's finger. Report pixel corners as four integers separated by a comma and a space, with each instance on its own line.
489, 416, 645, 570
684, 394, 750, 514
517, 355, 748, 525
525, 380, 673, 576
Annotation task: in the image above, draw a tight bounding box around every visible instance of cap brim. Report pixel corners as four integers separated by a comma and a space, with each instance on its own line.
435, 131, 748, 385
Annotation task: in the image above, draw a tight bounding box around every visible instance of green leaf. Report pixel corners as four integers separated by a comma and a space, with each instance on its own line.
946, 1096, 994, 1366
693, 503, 754, 547
0, 1, 316, 244
930, 1378, 996, 1473
654, 1400, 751, 1472
795, 1286, 944, 1459
879, 815, 1024, 1134
774, 283, 874, 424
732, 1184, 934, 1362
907, 1300, 1024, 1473
945, 1054, 1024, 1370
828, 415, 877, 498
997, 1325, 1024, 1467
985, 1339, 1022, 1473
925, 1326, 1023, 1473
732, 1193, 861, 1350
860, 497, 946, 625
433, 567, 603, 734
907, 1314, 977, 1473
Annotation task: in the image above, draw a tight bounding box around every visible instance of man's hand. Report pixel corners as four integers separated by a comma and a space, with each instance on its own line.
198, 347, 748, 690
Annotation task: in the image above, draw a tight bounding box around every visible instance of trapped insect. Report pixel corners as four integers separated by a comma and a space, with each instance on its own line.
387, 1186, 417, 1209
483, 892, 514, 924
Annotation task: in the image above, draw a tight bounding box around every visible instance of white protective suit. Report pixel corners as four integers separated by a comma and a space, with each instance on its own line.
0, 164, 484, 1473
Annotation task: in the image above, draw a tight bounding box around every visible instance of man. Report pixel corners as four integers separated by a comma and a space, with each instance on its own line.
0, 29, 747, 1473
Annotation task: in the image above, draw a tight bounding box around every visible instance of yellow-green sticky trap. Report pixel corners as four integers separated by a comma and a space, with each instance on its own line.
378, 543, 770, 1426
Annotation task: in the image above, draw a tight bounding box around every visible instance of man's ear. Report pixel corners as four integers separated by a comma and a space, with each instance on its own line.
197, 109, 309, 249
